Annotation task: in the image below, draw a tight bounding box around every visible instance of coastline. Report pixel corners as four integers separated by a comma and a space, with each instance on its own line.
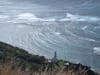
0, 41, 99, 75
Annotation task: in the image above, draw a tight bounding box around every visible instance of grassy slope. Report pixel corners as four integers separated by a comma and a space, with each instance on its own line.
0, 41, 99, 75
0, 41, 46, 71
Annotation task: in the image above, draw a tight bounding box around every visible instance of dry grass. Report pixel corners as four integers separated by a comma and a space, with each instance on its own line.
0, 63, 88, 75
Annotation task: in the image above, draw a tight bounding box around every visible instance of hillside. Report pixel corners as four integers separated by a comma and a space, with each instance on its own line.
0, 41, 46, 70
0, 41, 99, 75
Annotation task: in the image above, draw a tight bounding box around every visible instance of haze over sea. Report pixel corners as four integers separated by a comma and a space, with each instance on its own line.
0, 0, 100, 72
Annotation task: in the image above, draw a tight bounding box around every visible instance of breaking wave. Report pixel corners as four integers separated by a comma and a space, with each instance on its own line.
93, 47, 100, 55
60, 13, 100, 22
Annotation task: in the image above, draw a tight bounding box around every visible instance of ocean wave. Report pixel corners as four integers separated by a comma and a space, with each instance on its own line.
17, 13, 40, 21
16, 13, 56, 22
93, 47, 100, 55
2, 12, 100, 23
82, 26, 88, 30
60, 13, 100, 22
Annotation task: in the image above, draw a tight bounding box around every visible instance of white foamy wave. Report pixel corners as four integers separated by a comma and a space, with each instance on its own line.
55, 32, 61, 35
16, 13, 56, 22
41, 18, 56, 22
93, 47, 100, 55
60, 13, 100, 22
17, 13, 40, 21
82, 26, 88, 30
6, 13, 100, 23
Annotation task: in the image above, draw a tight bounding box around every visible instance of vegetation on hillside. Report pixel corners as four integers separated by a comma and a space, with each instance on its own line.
0, 41, 99, 75
0, 41, 45, 71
